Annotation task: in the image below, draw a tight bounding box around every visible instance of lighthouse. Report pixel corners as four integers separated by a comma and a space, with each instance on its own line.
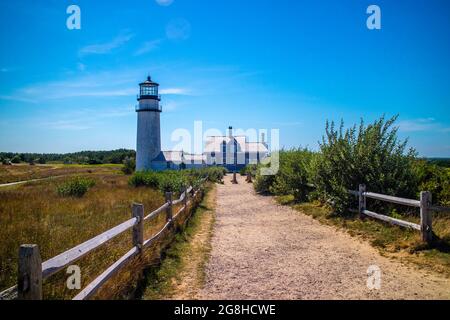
135, 76, 162, 171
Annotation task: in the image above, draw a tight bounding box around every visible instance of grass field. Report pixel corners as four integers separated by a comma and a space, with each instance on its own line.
276, 195, 450, 277
0, 163, 123, 184
0, 164, 174, 299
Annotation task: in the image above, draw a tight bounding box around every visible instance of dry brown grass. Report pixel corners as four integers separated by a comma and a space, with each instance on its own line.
0, 167, 173, 299
0, 163, 122, 184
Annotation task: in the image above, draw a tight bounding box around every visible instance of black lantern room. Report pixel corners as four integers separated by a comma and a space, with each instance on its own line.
138, 76, 160, 101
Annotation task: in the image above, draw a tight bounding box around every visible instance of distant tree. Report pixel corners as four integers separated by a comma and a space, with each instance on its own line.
37, 158, 46, 164
87, 158, 102, 165
11, 156, 21, 164
28, 159, 35, 166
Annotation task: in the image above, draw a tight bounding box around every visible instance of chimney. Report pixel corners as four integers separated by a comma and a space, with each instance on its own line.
228, 126, 233, 138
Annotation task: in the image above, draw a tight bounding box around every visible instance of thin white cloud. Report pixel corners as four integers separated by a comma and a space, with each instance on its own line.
50, 88, 136, 99
40, 119, 91, 131
0, 95, 37, 103
160, 88, 191, 95
79, 31, 134, 56
36, 106, 134, 131
272, 121, 303, 127
3, 63, 258, 105
134, 39, 162, 56
398, 118, 450, 133
155, 0, 174, 6
11, 71, 141, 101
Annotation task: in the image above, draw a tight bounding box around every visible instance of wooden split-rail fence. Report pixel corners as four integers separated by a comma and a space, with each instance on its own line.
348, 184, 450, 244
0, 181, 206, 300
293, 181, 450, 244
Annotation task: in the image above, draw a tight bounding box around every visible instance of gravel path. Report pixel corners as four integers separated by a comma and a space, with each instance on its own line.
199, 174, 450, 300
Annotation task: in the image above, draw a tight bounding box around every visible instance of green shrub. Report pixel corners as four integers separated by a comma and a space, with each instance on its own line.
129, 167, 225, 195
313, 116, 417, 214
253, 150, 315, 201
121, 157, 136, 175
129, 170, 187, 194
254, 165, 276, 194
269, 149, 315, 201
129, 171, 160, 188
11, 156, 21, 164
413, 160, 450, 206
240, 165, 258, 177
158, 172, 187, 194
57, 177, 96, 197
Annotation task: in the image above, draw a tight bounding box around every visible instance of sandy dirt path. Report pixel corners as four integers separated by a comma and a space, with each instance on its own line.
198, 174, 450, 300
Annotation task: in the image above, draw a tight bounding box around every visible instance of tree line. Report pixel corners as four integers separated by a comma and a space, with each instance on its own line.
0, 149, 135, 165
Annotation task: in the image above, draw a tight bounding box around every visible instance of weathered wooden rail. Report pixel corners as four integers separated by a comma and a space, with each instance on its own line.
0, 183, 203, 300
348, 184, 450, 244
276, 180, 449, 244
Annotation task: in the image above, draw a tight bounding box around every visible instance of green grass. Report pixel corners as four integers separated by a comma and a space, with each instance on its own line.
276, 195, 450, 276
139, 184, 215, 300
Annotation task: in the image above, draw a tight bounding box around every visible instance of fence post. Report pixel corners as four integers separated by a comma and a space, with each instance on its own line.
183, 185, 188, 213
18, 244, 42, 300
165, 192, 173, 224
232, 171, 237, 184
420, 191, 433, 244
132, 203, 144, 250
358, 184, 366, 219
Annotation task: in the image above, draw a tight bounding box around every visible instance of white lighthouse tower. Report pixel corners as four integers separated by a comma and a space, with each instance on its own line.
136, 76, 162, 171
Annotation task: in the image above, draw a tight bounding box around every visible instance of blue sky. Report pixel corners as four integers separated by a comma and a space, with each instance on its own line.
0, 0, 449, 156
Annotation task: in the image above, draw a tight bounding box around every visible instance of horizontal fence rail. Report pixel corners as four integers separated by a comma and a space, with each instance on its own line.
363, 192, 420, 208
293, 182, 448, 244
362, 209, 421, 231
0, 178, 207, 300
348, 184, 438, 243
42, 217, 138, 279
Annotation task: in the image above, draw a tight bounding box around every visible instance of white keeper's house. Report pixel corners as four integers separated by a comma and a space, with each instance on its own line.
135, 76, 269, 171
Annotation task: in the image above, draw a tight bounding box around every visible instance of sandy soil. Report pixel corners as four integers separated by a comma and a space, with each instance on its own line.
198, 174, 450, 300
